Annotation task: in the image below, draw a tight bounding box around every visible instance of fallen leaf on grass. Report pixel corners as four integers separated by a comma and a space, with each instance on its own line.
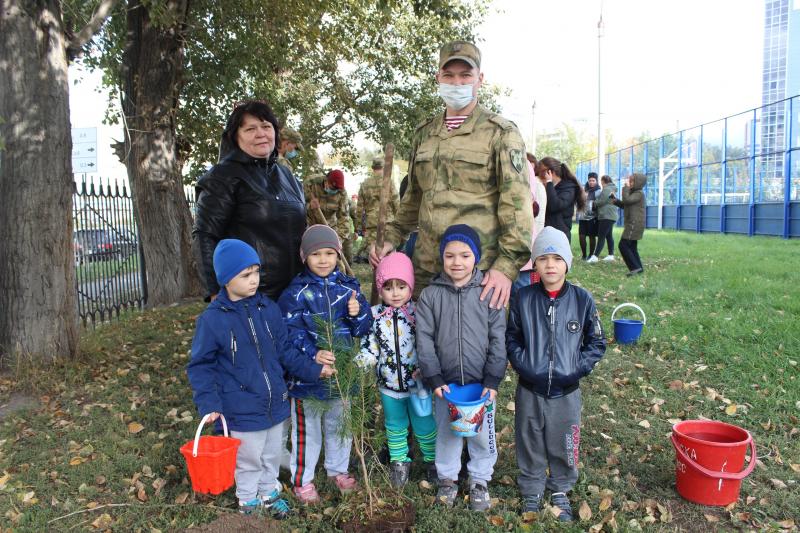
506, 401, 516, 412
725, 404, 738, 416
488, 515, 504, 526
668, 380, 683, 390
790, 464, 800, 474
598, 496, 612, 511
152, 478, 166, 494
22, 491, 38, 505
174, 492, 189, 504
69, 456, 85, 466
778, 519, 795, 529
521, 511, 537, 523
600, 433, 613, 440
418, 480, 434, 490
704, 513, 720, 522
499, 475, 514, 485
128, 422, 145, 434
323, 506, 336, 516
91, 513, 113, 529
95, 475, 107, 486
0, 471, 9, 490
638, 420, 651, 429
770, 478, 787, 489
137, 487, 147, 502
579, 500, 592, 520
548, 504, 562, 518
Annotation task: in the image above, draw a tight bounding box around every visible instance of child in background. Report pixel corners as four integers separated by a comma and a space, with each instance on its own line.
514, 155, 548, 296
416, 224, 507, 512
357, 252, 437, 487
187, 239, 334, 517
506, 227, 607, 521
277, 225, 371, 504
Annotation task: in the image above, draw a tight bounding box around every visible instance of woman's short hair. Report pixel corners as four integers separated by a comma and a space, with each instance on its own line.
222, 99, 281, 156
601, 174, 612, 184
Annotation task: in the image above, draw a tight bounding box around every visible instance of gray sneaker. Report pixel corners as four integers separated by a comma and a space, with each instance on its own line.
436, 479, 458, 507
551, 492, 573, 522
468, 481, 491, 512
389, 460, 411, 488
522, 493, 543, 513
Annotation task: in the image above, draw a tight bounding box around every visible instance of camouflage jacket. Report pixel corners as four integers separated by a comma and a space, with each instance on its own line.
305, 179, 351, 240
385, 105, 533, 279
357, 174, 398, 239
276, 154, 294, 174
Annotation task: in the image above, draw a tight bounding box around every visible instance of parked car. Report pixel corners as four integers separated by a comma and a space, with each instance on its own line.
74, 229, 138, 263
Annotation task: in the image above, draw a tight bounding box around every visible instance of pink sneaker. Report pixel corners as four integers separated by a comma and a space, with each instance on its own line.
330, 473, 358, 493
293, 482, 320, 504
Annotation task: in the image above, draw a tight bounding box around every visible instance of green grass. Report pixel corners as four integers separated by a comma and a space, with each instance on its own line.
1, 229, 798, 532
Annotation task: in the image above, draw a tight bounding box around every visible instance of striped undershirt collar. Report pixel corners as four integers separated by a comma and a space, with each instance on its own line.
444, 115, 468, 131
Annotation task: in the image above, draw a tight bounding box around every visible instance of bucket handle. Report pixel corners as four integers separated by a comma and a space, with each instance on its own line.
611, 303, 646, 324
670, 433, 757, 480
192, 413, 230, 457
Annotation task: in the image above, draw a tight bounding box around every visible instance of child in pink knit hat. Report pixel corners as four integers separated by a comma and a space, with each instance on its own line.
357, 252, 437, 487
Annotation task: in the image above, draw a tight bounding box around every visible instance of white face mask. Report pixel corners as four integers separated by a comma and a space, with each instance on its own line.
438, 82, 475, 111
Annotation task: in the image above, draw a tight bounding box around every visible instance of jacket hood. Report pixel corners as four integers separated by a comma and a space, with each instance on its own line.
429, 268, 484, 290
603, 183, 617, 193
630, 173, 647, 191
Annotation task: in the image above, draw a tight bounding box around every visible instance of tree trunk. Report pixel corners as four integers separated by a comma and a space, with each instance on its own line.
119, 0, 201, 306
0, 1, 79, 363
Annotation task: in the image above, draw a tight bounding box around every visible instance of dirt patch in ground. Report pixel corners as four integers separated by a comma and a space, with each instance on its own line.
0, 392, 38, 421
183, 513, 283, 533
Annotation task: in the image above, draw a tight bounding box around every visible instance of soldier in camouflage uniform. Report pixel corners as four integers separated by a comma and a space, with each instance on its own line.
277, 127, 303, 173
306, 169, 353, 264
357, 156, 399, 260
372, 41, 533, 308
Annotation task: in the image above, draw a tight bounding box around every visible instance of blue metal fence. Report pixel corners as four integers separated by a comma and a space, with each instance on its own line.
576, 95, 800, 238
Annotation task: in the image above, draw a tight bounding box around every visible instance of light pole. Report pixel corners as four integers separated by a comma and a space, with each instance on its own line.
530, 100, 537, 155
597, 2, 605, 177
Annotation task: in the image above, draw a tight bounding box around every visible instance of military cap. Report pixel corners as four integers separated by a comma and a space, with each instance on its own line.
281, 127, 304, 151
371, 156, 384, 170
438, 41, 481, 70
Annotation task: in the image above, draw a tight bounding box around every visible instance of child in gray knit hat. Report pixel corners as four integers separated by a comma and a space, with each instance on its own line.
506, 227, 607, 521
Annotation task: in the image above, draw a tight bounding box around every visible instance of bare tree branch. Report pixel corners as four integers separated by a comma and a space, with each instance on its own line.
67, 0, 118, 59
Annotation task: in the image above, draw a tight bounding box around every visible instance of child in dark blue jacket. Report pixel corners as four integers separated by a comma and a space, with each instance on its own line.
506, 227, 606, 521
187, 239, 334, 518
277, 224, 371, 504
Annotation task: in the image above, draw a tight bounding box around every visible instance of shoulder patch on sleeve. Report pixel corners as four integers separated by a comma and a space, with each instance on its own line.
510, 149, 524, 172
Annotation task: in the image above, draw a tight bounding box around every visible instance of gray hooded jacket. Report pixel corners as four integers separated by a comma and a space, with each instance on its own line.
416, 269, 507, 391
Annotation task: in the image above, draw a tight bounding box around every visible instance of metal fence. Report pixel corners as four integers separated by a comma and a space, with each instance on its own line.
73, 178, 147, 326
576, 95, 800, 238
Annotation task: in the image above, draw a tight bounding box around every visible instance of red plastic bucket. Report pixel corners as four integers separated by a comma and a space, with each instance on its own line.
671, 420, 756, 506
180, 414, 241, 495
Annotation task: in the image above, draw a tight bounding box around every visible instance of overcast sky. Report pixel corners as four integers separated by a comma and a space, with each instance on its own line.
478, 0, 764, 146
69, 0, 766, 180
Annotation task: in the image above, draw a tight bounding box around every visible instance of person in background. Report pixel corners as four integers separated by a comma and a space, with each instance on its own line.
306, 169, 353, 265
536, 156, 585, 243
513, 155, 547, 297
586, 175, 618, 263
277, 127, 303, 173
611, 173, 647, 275
578, 172, 600, 260
356, 156, 399, 263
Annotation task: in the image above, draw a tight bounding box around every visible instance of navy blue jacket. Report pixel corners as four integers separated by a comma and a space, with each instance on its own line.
187, 290, 323, 432
277, 267, 371, 400
507, 281, 606, 398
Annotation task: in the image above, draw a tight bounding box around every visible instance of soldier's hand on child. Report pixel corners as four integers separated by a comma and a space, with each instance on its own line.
315, 350, 336, 365
480, 269, 512, 309
481, 387, 497, 402
320, 364, 336, 378
434, 384, 451, 399
347, 290, 360, 317
369, 242, 394, 268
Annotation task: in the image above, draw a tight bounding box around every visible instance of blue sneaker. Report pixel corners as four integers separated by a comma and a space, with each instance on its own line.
551, 492, 573, 522
261, 489, 291, 520
238, 497, 262, 515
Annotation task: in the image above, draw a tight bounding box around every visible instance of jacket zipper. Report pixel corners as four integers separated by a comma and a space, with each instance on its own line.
457, 289, 464, 385
546, 299, 556, 396
230, 330, 237, 366
244, 303, 273, 422
392, 310, 406, 392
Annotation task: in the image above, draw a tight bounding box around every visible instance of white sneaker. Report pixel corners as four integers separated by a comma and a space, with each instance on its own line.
586, 255, 599, 263
603, 255, 615, 262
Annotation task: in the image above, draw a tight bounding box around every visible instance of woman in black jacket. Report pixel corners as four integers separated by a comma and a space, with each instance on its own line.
192, 100, 307, 301
536, 157, 585, 242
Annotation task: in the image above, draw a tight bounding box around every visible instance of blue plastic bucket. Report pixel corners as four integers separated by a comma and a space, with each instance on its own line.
442, 383, 490, 437
612, 303, 646, 344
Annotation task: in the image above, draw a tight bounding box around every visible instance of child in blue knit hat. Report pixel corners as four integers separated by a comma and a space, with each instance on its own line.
187, 239, 334, 518
416, 224, 508, 512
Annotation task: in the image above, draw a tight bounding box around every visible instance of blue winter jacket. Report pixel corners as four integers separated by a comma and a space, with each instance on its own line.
277, 267, 371, 400
187, 290, 323, 432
